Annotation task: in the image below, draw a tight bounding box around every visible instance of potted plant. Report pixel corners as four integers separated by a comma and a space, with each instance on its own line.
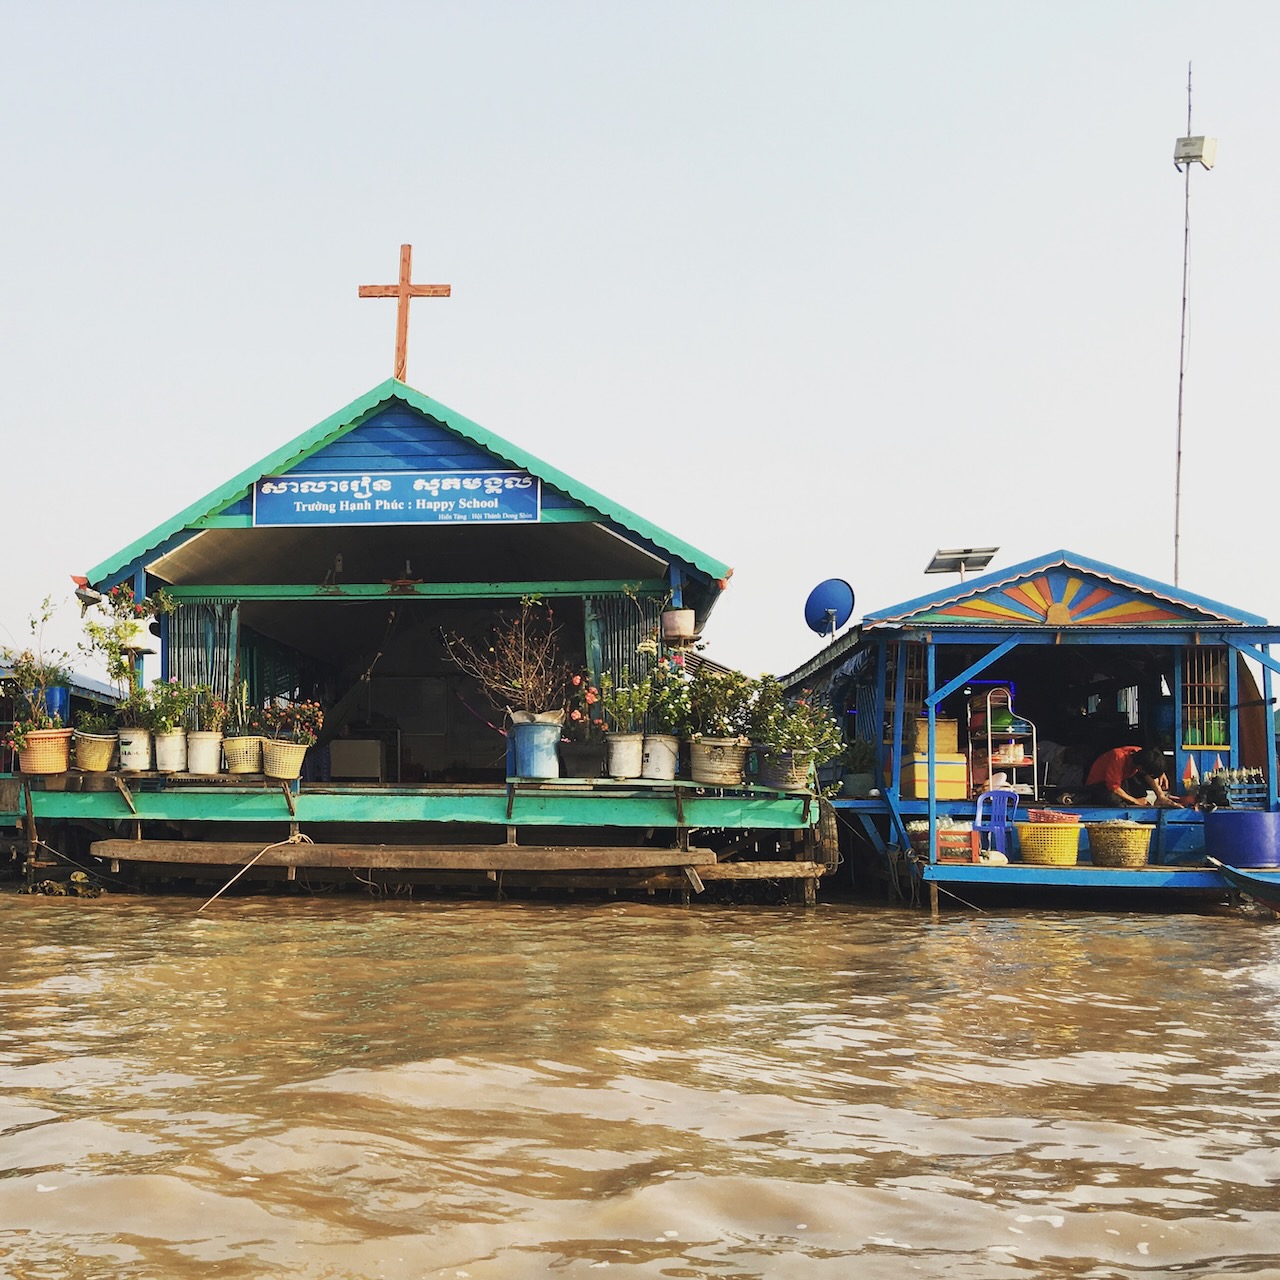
599, 668, 651, 779
222, 681, 263, 774
751, 677, 845, 791
560, 671, 607, 778
115, 688, 154, 771
188, 684, 228, 775
2, 599, 74, 775
150, 677, 194, 773
685, 666, 754, 785
73, 707, 117, 772
842, 738, 879, 798
99, 582, 175, 649
444, 598, 569, 778
642, 656, 690, 780
261, 699, 324, 780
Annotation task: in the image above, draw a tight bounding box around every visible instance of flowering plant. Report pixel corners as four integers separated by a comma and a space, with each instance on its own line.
751, 677, 844, 764
150, 677, 194, 733
648, 657, 691, 735
685, 666, 754, 741
599, 668, 651, 735
224, 681, 262, 737
191, 684, 229, 734
103, 583, 175, 621
564, 672, 605, 743
262, 700, 324, 745
2, 598, 73, 750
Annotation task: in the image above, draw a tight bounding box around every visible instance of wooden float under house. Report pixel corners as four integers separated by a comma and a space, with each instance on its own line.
16, 377, 831, 902
782, 549, 1280, 910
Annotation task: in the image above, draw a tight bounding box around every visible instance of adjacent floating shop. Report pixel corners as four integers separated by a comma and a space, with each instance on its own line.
783, 550, 1280, 909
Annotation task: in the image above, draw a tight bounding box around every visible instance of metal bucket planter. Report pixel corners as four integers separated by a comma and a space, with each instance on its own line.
263, 739, 308, 780
758, 749, 814, 791
641, 733, 680, 780
117, 727, 152, 772
186, 731, 224, 775
223, 735, 263, 774
606, 732, 645, 779
513, 721, 561, 778
17, 728, 73, 775
73, 731, 116, 772
689, 737, 748, 785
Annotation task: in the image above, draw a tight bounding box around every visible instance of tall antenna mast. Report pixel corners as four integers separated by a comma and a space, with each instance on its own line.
1173, 64, 1217, 586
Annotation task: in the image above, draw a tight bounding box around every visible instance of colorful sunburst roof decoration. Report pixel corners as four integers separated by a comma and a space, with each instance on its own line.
865, 551, 1263, 630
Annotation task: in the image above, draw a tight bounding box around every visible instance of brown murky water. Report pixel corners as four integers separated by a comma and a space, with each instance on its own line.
2, 895, 1279, 1279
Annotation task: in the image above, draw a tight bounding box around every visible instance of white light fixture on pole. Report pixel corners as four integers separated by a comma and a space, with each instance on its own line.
1173, 63, 1217, 587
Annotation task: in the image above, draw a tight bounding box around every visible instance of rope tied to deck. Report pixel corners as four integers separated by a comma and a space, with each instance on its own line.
196, 833, 315, 913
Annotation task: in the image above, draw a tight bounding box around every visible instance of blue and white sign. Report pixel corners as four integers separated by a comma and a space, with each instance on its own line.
253, 470, 542, 527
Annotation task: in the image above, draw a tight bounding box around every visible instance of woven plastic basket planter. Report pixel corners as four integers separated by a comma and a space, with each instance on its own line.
758, 750, 814, 791
17, 728, 73, 775
1085, 823, 1152, 867
73, 731, 116, 772
689, 738, 748, 785
263, 739, 308, 781
223, 735, 263, 774
1015, 821, 1081, 866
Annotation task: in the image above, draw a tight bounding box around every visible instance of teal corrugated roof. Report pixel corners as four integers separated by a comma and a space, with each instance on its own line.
87, 379, 732, 585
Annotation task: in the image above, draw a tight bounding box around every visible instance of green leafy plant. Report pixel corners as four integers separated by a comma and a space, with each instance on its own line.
599, 668, 651, 735
647, 657, 691, 735
150, 678, 194, 734
74, 708, 116, 737
116, 689, 153, 730
751, 677, 845, 765
843, 737, 879, 773
224, 681, 260, 737
103, 583, 175, 621
685, 666, 754, 741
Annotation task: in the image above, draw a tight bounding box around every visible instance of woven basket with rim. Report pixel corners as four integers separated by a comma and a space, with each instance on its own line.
1085, 822, 1152, 868
758, 750, 813, 791
223, 735, 263, 774
689, 738, 748, 786
73, 731, 116, 772
263, 739, 308, 780
1026, 808, 1082, 824
17, 728, 74, 775
1015, 821, 1081, 866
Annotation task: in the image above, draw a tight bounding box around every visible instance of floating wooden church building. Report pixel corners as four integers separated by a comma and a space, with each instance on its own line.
786, 550, 1280, 908
18, 249, 831, 900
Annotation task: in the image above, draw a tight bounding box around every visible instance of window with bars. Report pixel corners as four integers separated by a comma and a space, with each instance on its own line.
1181, 646, 1229, 747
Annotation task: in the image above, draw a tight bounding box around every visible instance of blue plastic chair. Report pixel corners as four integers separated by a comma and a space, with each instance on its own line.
974, 788, 1020, 855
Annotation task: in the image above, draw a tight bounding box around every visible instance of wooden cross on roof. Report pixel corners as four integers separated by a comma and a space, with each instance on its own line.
358, 244, 451, 383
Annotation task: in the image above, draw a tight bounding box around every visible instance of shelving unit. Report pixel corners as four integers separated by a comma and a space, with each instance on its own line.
968, 686, 1038, 799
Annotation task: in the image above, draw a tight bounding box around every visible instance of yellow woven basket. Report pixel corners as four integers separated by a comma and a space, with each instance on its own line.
222, 735, 263, 774
1015, 821, 1081, 866
1085, 823, 1152, 868
17, 728, 73, 775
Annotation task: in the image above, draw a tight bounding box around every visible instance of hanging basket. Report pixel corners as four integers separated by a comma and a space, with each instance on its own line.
1085, 822, 1152, 868
263, 739, 309, 780
758, 750, 814, 791
689, 737, 748, 786
17, 728, 73, 775
73, 731, 116, 773
661, 609, 697, 643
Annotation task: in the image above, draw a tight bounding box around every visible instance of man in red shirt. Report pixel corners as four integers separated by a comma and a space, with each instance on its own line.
1085, 746, 1176, 807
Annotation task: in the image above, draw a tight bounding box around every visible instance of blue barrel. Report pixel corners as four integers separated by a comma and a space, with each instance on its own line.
513, 721, 561, 778
1204, 809, 1280, 869
43, 687, 70, 723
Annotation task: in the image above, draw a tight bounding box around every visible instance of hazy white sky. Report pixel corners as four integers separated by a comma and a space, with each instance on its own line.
3, 1, 1276, 679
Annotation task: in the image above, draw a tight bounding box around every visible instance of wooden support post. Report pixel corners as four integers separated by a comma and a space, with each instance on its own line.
21, 783, 35, 889
506, 825, 517, 847
506, 783, 516, 820
929, 882, 940, 915
114, 777, 137, 815
286, 865, 296, 881
280, 783, 297, 817
802, 876, 817, 908
682, 865, 705, 894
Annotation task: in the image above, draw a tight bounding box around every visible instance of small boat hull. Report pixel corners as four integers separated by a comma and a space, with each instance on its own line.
1208, 857, 1280, 911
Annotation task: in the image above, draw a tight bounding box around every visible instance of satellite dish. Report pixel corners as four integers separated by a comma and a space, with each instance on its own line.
804, 579, 856, 637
